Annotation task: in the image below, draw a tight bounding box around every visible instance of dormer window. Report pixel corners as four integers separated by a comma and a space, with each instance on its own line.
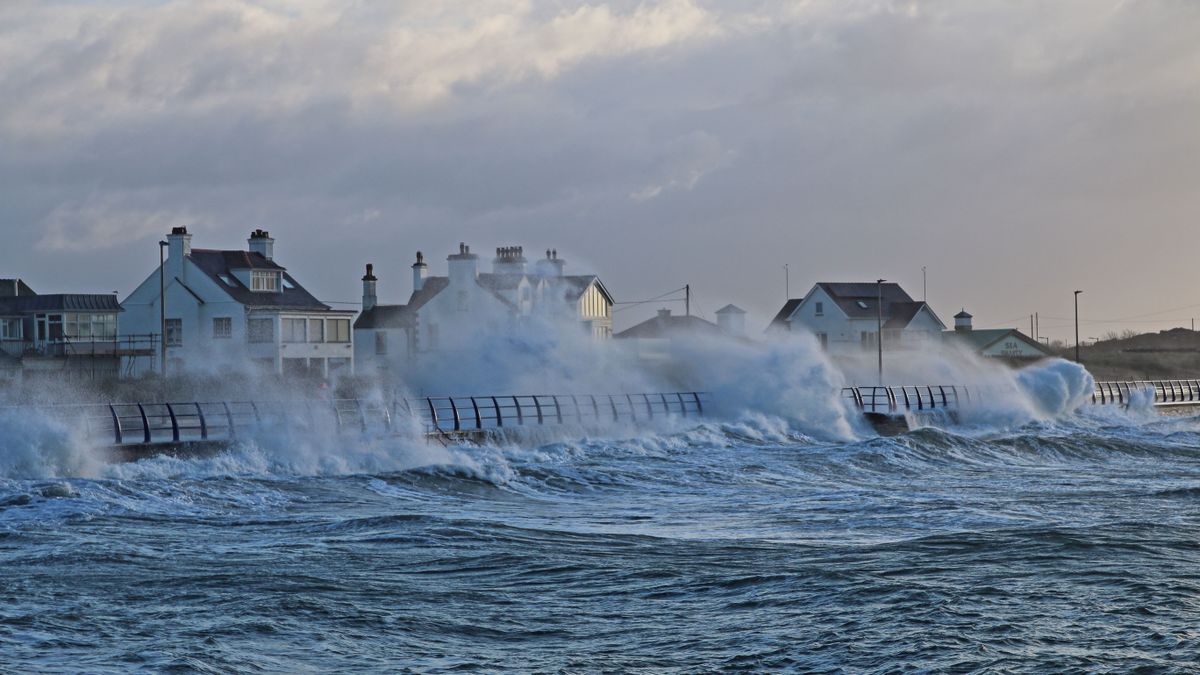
251, 271, 279, 292
219, 274, 236, 286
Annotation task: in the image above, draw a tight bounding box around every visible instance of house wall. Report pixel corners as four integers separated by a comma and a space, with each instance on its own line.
981, 336, 1047, 358
353, 326, 413, 380
121, 257, 354, 378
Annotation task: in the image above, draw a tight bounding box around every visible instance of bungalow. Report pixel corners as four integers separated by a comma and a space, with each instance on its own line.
354, 244, 614, 379
120, 228, 355, 378
0, 278, 145, 381
768, 282, 945, 352
615, 305, 748, 361
944, 310, 1051, 360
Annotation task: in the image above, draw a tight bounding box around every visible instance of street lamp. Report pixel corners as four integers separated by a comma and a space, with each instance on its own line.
159, 240, 168, 377
1080, 289, 1089, 362
877, 278, 886, 384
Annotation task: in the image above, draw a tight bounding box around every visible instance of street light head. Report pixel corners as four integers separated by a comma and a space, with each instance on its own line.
1074, 290, 1082, 295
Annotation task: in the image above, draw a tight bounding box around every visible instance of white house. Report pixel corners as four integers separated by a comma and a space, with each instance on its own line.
354, 244, 614, 379
120, 227, 355, 378
944, 310, 1052, 360
768, 282, 945, 352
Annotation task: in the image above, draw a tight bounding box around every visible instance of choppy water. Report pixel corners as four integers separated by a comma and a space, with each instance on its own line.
2, 405, 1200, 672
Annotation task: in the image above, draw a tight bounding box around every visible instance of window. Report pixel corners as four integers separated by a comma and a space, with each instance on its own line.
48, 315, 63, 341
856, 301, 870, 310
816, 332, 828, 348
327, 319, 350, 343
219, 274, 237, 286
247, 318, 274, 343
213, 317, 232, 339
308, 318, 324, 343
282, 318, 307, 343
63, 313, 116, 340
165, 319, 182, 346
375, 331, 387, 355
0, 318, 20, 340
282, 277, 296, 290
815, 302, 824, 317
251, 271, 279, 292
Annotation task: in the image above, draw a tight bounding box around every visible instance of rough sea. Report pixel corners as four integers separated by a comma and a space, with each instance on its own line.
2, 396, 1199, 672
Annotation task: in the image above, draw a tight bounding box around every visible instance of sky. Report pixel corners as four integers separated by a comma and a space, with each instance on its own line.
2, 0, 1199, 341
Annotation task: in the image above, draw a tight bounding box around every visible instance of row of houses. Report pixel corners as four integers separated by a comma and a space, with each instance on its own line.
0, 227, 1048, 383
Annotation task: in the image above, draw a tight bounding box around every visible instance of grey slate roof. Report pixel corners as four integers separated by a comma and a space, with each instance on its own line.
767, 299, 802, 330
0, 293, 121, 315
715, 304, 745, 315
354, 304, 414, 330
817, 282, 915, 319
0, 279, 36, 297
615, 313, 723, 339
188, 250, 332, 310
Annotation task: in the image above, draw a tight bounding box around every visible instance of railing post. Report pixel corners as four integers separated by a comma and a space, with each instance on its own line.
533, 396, 544, 425
470, 397, 482, 430
492, 396, 503, 428
448, 397, 462, 431
427, 397, 439, 432
514, 396, 524, 425
590, 395, 600, 422
626, 394, 637, 422
136, 403, 151, 443
164, 403, 180, 442
109, 404, 123, 445
552, 395, 563, 424
355, 398, 368, 432
692, 392, 704, 416
222, 401, 237, 439
571, 395, 582, 423
676, 392, 687, 417
195, 402, 208, 440
609, 395, 619, 422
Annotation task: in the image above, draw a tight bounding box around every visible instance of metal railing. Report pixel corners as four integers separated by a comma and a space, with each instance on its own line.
406, 392, 708, 434
842, 385, 978, 415
0, 391, 709, 447
1092, 380, 1200, 406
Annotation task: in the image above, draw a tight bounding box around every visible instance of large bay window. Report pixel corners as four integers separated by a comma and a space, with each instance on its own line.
247, 318, 274, 343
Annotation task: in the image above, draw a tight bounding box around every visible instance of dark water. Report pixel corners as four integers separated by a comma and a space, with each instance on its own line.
2, 408, 1200, 672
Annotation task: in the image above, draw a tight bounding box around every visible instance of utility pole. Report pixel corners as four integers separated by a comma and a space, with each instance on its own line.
685, 284, 690, 317
922, 266, 927, 303
1074, 290, 1083, 362
159, 240, 168, 377
1030, 314, 1034, 338
877, 279, 885, 384
1035, 312, 1039, 342
784, 264, 789, 300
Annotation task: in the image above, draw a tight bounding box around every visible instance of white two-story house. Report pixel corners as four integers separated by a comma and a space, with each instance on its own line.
354, 244, 613, 379
768, 282, 945, 353
120, 228, 355, 378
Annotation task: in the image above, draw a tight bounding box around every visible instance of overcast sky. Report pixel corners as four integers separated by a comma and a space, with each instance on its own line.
2, 0, 1199, 340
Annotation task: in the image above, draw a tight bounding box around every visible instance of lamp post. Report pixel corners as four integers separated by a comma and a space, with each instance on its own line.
159, 240, 168, 377
877, 278, 885, 384
922, 266, 927, 303
784, 264, 789, 300
1080, 289, 1089, 362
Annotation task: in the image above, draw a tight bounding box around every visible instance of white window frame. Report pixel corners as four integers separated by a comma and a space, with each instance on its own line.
282, 318, 307, 343
327, 318, 350, 343
0, 318, 21, 341
308, 318, 324, 343
165, 318, 183, 346
251, 271, 279, 292
213, 317, 232, 339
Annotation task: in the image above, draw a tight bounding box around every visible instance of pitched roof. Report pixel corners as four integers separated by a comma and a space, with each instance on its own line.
0, 279, 36, 297
188, 250, 332, 310
817, 282, 915, 319
768, 299, 803, 330
715, 304, 745, 315
545, 275, 613, 304
615, 312, 724, 339
354, 304, 414, 330
405, 277, 450, 311
882, 301, 944, 330
475, 273, 525, 292
945, 328, 1051, 356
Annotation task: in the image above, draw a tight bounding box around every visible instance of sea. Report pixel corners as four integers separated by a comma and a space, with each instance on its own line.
2, 382, 1199, 671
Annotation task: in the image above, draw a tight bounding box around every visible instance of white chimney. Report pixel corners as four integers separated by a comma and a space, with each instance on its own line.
248, 229, 274, 261
412, 251, 428, 293
716, 304, 747, 337
492, 246, 527, 275
534, 248, 565, 277
362, 263, 377, 311
447, 242, 478, 289
165, 226, 191, 279
954, 309, 973, 332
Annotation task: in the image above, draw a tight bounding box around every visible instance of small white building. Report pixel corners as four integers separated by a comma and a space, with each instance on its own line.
354, 244, 614, 380
120, 228, 355, 378
615, 305, 748, 362
944, 310, 1051, 360
768, 282, 945, 352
